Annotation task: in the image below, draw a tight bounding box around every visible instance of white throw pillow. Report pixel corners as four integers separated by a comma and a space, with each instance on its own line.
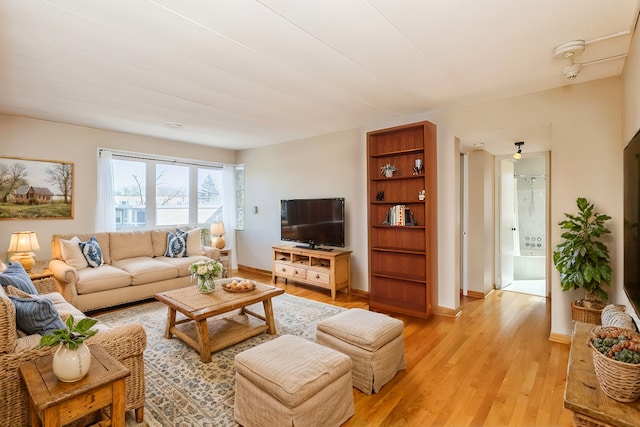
181, 228, 205, 256
60, 236, 89, 269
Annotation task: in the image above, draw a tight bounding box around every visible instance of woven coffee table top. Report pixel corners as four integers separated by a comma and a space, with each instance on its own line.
155, 278, 283, 314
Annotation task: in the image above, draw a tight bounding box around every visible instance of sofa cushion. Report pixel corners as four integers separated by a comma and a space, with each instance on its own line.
181, 227, 205, 256
165, 230, 188, 258
109, 230, 154, 261
9, 293, 66, 336
0, 262, 38, 294
79, 236, 104, 268
151, 227, 175, 257
111, 257, 178, 285
156, 255, 211, 277
75, 265, 131, 295
60, 236, 89, 269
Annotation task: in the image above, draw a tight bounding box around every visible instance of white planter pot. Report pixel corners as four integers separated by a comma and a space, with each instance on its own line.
52, 343, 91, 382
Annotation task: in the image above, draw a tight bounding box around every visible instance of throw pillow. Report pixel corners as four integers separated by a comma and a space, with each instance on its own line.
9, 293, 66, 336
165, 230, 189, 258
179, 227, 205, 256
5, 284, 31, 298
0, 262, 38, 295
60, 236, 89, 269
79, 236, 104, 268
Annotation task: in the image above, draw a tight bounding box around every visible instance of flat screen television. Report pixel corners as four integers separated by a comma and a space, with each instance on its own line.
624, 128, 640, 315
280, 198, 345, 249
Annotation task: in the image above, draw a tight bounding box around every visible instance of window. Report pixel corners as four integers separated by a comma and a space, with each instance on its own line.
109, 152, 225, 231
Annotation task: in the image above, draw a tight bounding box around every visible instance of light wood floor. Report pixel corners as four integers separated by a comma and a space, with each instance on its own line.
240, 269, 574, 427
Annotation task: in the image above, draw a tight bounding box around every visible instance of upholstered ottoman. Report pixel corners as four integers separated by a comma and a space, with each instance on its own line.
233, 334, 354, 427
316, 308, 406, 394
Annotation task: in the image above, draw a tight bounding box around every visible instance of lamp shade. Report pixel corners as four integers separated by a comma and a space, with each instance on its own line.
7, 231, 39, 272
210, 222, 225, 236
8, 231, 40, 253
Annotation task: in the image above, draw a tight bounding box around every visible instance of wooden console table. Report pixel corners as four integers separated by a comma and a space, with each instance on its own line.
272, 245, 351, 301
564, 321, 640, 427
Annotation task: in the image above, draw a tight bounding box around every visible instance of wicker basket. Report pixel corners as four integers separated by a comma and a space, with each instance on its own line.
589, 326, 640, 402
572, 300, 603, 325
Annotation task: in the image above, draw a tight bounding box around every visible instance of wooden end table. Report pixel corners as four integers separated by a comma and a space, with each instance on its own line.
19, 345, 130, 427
155, 279, 284, 363
27, 260, 53, 282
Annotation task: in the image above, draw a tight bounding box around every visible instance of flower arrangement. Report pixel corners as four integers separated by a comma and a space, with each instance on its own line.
189, 259, 223, 292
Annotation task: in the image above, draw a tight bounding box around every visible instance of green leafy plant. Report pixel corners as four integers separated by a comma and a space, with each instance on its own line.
39, 315, 98, 350
553, 197, 612, 304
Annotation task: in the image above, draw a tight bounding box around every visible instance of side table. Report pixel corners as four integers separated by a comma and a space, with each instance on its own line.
27, 260, 53, 281
19, 344, 130, 427
219, 248, 231, 276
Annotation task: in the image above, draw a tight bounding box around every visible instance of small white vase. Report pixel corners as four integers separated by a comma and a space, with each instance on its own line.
53, 343, 91, 382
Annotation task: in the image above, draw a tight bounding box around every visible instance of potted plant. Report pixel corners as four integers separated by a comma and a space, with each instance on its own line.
380, 164, 397, 178
553, 197, 612, 324
39, 315, 98, 382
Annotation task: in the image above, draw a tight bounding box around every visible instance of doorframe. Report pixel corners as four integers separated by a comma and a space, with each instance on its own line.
494, 151, 551, 297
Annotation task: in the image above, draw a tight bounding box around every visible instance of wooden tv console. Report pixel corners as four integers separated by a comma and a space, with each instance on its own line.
272, 245, 352, 301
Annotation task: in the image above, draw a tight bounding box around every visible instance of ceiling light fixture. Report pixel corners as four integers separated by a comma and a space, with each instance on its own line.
513, 141, 524, 160
553, 40, 585, 80
553, 32, 630, 81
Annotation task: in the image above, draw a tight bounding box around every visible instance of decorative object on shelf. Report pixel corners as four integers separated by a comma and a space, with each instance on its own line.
418, 190, 425, 201
39, 315, 98, 382
380, 164, 397, 178
589, 326, 640, 402
553, 197, 612, 324
376, 191, 385, 201
7, 231, 40, 272
211, 222, 226, 249
189, 259, 223, 293
413, 159, 424, 175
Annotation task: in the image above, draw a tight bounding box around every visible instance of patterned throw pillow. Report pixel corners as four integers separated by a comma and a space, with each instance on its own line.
8, 293, 66, 336
0, 262, 38, 294
165, 230, 189, 258
79, 236, 104, 268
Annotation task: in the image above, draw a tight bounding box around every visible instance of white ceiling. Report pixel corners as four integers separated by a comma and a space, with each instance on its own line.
0, 1, 638, 154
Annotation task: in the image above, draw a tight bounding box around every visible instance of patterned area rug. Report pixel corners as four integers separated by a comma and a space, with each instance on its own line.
94, 293, 345, 427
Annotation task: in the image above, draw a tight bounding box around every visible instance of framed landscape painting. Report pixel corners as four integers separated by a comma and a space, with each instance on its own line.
0, 156, 74, 220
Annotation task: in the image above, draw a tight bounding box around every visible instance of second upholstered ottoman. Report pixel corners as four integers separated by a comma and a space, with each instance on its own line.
233, 334, 354, 427
316, 308, 406, 394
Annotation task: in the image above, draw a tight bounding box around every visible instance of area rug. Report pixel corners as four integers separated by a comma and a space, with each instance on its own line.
94, 293, 345, 427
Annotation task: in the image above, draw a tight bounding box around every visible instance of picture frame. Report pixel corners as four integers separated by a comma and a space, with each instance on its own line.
0, 156, 74, 220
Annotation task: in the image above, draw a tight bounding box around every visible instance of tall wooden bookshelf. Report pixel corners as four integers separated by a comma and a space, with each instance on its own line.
367, 121, 437, 319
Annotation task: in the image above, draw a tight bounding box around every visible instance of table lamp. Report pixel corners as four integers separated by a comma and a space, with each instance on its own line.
210, 222, 226, 250
7, 231, 40, 272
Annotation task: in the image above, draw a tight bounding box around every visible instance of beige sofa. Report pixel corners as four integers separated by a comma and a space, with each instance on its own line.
0, 278, 146, 426
49, 228, 220, 312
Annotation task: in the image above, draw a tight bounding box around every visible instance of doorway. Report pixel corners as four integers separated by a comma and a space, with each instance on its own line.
498, 154, 548, 297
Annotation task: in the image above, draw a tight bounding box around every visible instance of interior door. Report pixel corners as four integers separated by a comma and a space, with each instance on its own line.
499, 159, 515, 289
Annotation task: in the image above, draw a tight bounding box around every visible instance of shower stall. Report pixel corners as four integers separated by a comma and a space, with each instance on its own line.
513, 173, 546, 281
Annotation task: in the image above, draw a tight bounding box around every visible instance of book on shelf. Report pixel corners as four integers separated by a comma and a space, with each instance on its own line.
382, 205, 417, 226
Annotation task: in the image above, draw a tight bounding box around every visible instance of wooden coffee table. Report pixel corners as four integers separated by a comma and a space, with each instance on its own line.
155, 279, 284, 363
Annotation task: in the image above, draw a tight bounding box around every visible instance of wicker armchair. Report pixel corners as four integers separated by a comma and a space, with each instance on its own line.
0, 278, 146, 426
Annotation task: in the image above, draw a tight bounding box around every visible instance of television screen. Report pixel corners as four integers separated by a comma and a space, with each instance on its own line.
280, 198, 345, 249
624, 129, 640, 303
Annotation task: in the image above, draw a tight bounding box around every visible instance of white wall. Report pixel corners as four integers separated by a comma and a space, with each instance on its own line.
0, 114, 236, 261
236, 128, 368, 291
